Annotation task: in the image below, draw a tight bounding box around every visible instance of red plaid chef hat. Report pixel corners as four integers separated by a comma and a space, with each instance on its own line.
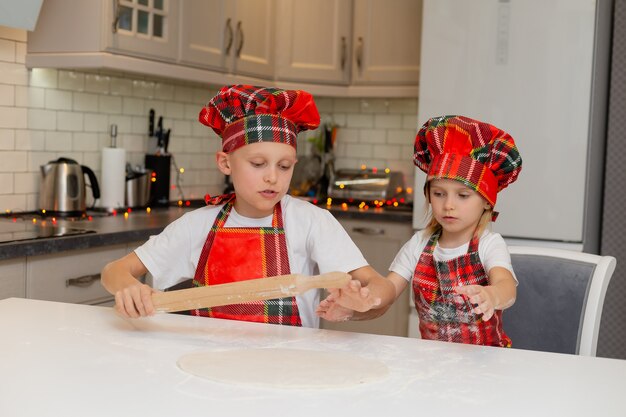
413, 115, 522, 207
199, 85, 320, 153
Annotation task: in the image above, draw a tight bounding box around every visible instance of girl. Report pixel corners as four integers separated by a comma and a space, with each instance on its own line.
318, 115, 522, 346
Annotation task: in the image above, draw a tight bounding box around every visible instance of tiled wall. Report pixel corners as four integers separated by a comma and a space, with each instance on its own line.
0, 26, 417, 212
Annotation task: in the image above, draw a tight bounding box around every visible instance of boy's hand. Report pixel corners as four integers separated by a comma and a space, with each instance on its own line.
114, 282, 156, 318
454, 285, 497, 321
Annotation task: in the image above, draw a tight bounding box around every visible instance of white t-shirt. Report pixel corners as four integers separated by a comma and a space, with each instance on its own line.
135, 194, 368, 328
389, 229, 517, 283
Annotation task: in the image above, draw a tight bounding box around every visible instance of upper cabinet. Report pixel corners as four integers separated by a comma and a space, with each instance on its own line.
352, 0, 422, 85
179, 0, 274, 79
26, 0, 422, 97
275, 0, 422, 86
275, 0, 352, 85
28, 0, 179, 62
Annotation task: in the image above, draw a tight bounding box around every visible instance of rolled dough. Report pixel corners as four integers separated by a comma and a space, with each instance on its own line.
177, 348, 389, 389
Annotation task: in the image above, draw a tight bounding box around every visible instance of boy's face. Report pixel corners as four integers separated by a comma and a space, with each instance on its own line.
217, 142, 297, 218
428, 178, 491, 244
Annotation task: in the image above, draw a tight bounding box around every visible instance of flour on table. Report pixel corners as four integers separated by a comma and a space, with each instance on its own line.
177, 348, 389, 389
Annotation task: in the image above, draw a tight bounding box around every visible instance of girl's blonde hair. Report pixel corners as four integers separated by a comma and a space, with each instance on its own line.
421, 182, 493, 238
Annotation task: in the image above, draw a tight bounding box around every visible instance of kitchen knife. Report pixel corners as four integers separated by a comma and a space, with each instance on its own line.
151, 271, 351, 313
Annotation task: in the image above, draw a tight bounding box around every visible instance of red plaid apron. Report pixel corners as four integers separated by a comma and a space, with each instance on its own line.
412, 230, 511, 347
191, 201, 302, 326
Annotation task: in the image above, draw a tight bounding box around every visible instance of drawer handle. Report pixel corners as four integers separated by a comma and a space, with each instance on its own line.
352, 227, 385, 236
66, 274, 101, 288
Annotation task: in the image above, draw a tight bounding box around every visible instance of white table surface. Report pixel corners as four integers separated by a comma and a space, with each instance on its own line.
1, 297, 624, 417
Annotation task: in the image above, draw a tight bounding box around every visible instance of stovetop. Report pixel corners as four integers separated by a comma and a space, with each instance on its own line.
0, 209, 113, 244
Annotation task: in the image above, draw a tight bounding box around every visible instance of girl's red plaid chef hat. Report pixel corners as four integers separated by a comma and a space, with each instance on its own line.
199, 85, 320, 153
413, 115, 522, 207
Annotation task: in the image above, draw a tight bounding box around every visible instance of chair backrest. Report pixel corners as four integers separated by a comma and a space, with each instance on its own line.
505, 246, 616, 356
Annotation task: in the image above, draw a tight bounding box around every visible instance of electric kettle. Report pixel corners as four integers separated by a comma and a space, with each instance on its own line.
39, 157, 100, 214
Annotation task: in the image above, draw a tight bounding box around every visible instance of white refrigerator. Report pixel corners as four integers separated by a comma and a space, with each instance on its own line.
413, 0, 612, 252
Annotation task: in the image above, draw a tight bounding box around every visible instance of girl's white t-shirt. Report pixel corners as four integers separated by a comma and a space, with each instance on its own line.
134, 194, 368, 328
389, 229, 517, 283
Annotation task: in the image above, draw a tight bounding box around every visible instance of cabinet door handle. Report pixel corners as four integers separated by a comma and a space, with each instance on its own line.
66, 274, 101, 288
224, 18, 234, 56
112, 0, 120, 33
352, 227, 385, 236
235, 21, 244, 57
340, 36, 347, 70
355, 36, 363, 71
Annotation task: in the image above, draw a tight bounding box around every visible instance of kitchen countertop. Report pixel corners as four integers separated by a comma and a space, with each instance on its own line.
0, 202, 411, 261
1, 297, 624, 417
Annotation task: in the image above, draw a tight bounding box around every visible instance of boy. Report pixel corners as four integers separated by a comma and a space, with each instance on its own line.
102, 85, 394, 328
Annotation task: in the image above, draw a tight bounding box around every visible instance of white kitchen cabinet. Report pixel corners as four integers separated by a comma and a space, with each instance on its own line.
26, 244, 131, 306
275, 0, 352, 85
0, 258, 26, 300
179, 0, 275, 78
27, 0, 179, 62
276, 0, 422, 86
321, 218, 415, 337
351, 0, 422, 85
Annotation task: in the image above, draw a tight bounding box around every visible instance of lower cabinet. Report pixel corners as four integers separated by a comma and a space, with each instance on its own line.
25, 241, 145, 306
0, 258, 26, 300
321, 218, 415, 337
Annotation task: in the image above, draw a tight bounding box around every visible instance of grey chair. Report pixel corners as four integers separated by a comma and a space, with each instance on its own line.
505, 246, 616, 356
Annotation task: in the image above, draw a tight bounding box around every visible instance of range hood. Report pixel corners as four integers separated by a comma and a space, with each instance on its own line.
0, 0, 43, 31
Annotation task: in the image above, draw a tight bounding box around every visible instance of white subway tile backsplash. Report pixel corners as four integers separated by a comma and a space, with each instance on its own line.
387, 129, 413, 145
373, 144, 401, 160
122, 97, 144, 116
98, 95, 122, 114
388, 98, 418, 115
45, 131, 73, 151
57, 111, 84, 132
359, 129, 386, 144
72, 132, 99, 152
359, 98, 390, 114
28, 108, 56, 130
0, 129, 14, 150
0, 62, 28, 85
0, 151, 27, 172
29, 68, 58, 89
403, 114, 420, 130
15, 130, 44, 151
131, 116, 149, 135
84, 113, 109, 133
120, 134, 145, 152
154, 83, 175, 101
346, 114, 374, 129
0, 84, 15, 106
13, 172, 38, 194
0, 194, 26, 212
73, 92, 99, 112
174, 86, 195, 103
15, 86, 44, 108
0, 39, 15, 62
132, 80, 155, 98
374, 114, 403, 129
333, 98, 360, 113
0, 173, 14, 194
173, 119, 192, 136
109, 115, 132, 134
84, 74, 110, 94
58, 71, 85, 91
27, 151, 56, 171
45, 90, 72, 110
345, 143, 373, 158
14, 42, 25, 64
0, 106, 27, 129
110, 77, 133, 96
165, 102, 185, 119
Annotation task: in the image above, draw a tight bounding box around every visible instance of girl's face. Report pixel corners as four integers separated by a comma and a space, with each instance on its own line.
217, 142, 297, 218
428, 178, 491, 245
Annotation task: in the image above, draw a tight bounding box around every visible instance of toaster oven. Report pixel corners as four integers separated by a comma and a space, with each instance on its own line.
327, 169, 406, 202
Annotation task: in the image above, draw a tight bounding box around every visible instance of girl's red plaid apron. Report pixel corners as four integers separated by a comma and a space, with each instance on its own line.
191, 200, 302, 326
412, 230, 511, 347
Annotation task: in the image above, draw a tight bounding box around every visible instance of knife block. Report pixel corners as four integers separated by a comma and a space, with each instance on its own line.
144, 154, 171, 207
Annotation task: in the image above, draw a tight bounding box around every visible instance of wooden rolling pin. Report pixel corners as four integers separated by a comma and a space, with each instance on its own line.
151, 271, 351, 313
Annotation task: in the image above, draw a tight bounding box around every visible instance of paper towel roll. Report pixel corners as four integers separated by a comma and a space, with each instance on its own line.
100, 147, 126, 209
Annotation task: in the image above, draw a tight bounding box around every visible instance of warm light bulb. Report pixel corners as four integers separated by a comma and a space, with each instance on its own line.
178, 200, 183, 206
179, 168, 185, 174
339, 183, 345, 189
146, 207, 151, 213
326, 197, 332, 206
124, 212, 129, 219
385, 168, 390, 174
360, 164, 366, 170
406, 187, 413, 194
42, 209, 46, 214
151, 177, 156, 182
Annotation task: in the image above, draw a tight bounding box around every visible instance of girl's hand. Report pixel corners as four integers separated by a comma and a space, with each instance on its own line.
454, 285, 497, 321
316, 291, 354, 322
114, 282, 156, 318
